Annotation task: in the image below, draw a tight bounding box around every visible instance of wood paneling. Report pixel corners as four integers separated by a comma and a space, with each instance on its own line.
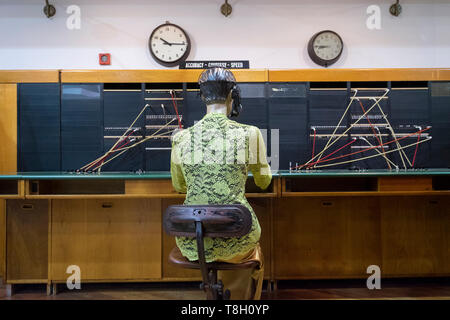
269, 68, 450, 82
6, 200, 48, 281
61, 69, 268, 83
380, 196, 450, 276
2, 68, 450, 84
0, 200, 5, 282
0, 70, 59, 83
274, 197, 381, 279
51, 199, 162, 281
0, 177, 448, 283
0, 84, 17, 174
249, 198, 272, 279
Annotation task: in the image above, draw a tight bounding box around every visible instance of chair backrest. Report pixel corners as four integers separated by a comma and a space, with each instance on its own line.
163, 204, 252, 238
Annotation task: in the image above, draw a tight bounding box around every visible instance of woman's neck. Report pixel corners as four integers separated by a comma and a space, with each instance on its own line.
206, 103, 228, 115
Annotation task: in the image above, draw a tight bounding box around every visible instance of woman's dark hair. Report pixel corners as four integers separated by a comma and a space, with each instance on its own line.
198, 67, 242, 117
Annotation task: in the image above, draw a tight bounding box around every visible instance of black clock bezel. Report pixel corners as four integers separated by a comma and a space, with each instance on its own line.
307, 30, 344, 68
148, 22, 191, 67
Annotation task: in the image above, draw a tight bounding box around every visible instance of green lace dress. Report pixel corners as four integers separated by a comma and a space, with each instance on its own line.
170, 112, 272, 262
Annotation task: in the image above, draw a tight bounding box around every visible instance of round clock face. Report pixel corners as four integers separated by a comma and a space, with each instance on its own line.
307, 30, 343, 67
149, 23, 191, 67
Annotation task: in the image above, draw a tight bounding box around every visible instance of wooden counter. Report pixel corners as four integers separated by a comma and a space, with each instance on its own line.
0, 171, 449, 295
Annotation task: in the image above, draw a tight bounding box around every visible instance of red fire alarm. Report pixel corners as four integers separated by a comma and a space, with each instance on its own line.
99, 53, 111, 65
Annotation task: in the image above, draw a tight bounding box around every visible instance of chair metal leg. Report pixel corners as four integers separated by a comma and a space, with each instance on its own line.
208, 270, 218, 300
5, 284, 14, 297
203, 268, 230, 300
46, 283, 52, 296
223, 285, 231, 300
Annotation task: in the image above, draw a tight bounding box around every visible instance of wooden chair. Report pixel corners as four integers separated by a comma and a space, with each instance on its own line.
163, 204, 259, 300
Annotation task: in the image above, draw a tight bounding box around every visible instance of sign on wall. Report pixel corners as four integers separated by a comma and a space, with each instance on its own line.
179, 61, 250, 69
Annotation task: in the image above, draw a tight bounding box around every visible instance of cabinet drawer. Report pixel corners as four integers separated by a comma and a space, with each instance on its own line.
6, 199, 48, 282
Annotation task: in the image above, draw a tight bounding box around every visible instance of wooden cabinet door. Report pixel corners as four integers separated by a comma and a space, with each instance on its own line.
51, 199, 161, 281
381, 196, 450, 276
7, 200, 48, 282
274, 197, 381, 279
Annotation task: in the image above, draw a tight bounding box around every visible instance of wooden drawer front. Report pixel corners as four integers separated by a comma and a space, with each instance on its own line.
274, 197, 381, 279
378, 177, 432, 191
6, 200, 48, 281
51, 199, 162, 281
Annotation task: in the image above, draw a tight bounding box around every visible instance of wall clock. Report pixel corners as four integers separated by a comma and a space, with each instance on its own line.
307, 30, 344, 67
148, 22, 191, 67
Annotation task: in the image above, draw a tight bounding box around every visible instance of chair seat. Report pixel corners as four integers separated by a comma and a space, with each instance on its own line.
169, 247, 259, 270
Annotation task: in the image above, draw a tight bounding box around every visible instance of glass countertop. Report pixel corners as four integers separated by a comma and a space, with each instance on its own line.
0, 169, 448, 180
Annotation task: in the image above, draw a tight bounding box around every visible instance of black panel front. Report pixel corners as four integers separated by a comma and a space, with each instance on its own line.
18, 83, 61, 171
430, 82, 450, 168
308, 87, 349, 169
61, 84, 103, 171
102, 87, 145, 171
17, 80, 450, 172
269, 83, 307, 170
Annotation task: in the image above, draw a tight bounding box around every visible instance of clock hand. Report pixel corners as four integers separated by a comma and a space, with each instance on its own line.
315, 45, 330, 49
160, 38, 172, 46
170, 42, 186, 45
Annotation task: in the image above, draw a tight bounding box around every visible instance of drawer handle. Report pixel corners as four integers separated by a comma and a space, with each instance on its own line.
30, 181, 39, 193
102, 202, 113, 208
322, 201, 334, 207
21, 204, 34, 210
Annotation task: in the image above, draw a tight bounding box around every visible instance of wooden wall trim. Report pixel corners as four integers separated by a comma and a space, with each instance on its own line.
60, 69, 268, 83
0, 70, 59, 83
1, 68, 449, 84
0, 84, 17, 174
268, 68, 450, 82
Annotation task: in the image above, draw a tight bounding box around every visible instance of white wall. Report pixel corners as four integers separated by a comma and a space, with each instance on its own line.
0, 0, 449, 70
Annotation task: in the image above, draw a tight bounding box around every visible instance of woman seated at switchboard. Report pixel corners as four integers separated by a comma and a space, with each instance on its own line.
170, 67, 272, 300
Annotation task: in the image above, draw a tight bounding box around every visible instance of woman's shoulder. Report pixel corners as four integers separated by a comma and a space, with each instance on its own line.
172, 128, 190, 145
226, 118, 259, 133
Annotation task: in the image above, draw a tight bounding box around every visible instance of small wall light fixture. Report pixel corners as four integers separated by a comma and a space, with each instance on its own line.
221, 0, 232, 17
390, 0, 402, 17
43, 0, 56, 18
